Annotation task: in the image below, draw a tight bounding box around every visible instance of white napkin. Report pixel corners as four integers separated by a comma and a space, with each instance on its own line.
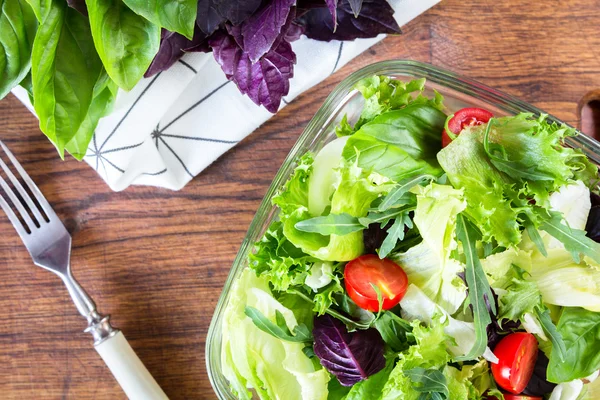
12, 0, 439, 191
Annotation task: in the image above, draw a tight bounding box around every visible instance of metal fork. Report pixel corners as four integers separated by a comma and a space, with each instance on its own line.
0, 141, 168, 400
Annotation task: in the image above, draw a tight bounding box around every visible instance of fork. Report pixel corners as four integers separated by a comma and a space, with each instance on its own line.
0, 141, 168, 400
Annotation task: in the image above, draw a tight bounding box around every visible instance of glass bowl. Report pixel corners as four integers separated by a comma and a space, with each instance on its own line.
205, 59, 600, 399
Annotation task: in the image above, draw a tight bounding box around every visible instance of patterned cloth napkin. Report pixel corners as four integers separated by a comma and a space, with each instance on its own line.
12, 0, 439, 191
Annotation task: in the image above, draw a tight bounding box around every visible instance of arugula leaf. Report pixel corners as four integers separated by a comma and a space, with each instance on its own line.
535, 306, 566, 363
405, 367, 449, 398
244, 306, 312, 343
374, 311, 414, 352
87, 0, 160, 91
539, 210, 600, 264
122, 0, 197, 39
454, 213, 495, 360
0, 0, 37, 100
359, 205, 414, 228
523, 217, 547, 257
378, 174, 436, 212
379, 211, 413, 258
547, 307, 600, 383
294, 213, 363, 236
32, 0, 102, 157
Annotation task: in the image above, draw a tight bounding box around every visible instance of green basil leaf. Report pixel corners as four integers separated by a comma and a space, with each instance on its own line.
122, 0, 196, 39
294, 213, 363, 236
454, 213, 495, 361
32, 0, 102, 157
534, 306, 566, 363
244, 306, 313, 343
378, 174, 436, 212
24, 0, 51, 21
405, 367, 449, 396
539, 210, 600, 263
86, 0, 160, 90
65, 72, 117, 160
547, 307, 600, 383
373, 311, 413, 352
0, 0, 38, 99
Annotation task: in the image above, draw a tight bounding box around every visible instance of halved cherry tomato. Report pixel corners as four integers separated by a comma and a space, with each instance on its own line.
491, 333, 539, 394
344, 254, 408, 311
502, 395, 542, 400
442, 107, 494, 147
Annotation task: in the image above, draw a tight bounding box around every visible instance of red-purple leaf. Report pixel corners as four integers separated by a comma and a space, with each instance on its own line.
209, 25, 296, 113
241, 0, 296, 63
196, 0, 226, 35
313, 314, 386, 386
347, 0, 363, 17
301, 0, 400, 42
145, 28, 208, 78
324, 0, 338, 27
215, 0, 262, 26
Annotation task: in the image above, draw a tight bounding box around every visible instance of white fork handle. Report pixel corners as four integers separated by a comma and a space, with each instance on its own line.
95, 331, 169, 400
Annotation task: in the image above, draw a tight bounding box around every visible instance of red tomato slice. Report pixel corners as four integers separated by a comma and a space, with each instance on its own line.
503, 395, 542, 400
491, 333, 539, 394
344, 254, 408, 312
442, 107, 494, 147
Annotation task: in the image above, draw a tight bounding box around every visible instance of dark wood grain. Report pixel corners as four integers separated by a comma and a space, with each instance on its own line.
1, 0, 600, 398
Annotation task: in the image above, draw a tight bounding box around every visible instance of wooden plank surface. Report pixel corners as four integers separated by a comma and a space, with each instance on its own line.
1, 0, 599, 398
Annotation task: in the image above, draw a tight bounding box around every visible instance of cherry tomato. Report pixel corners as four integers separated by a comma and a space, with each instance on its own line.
491, 333, 539, 394
442, 107, 494, 147
344, 254, 408, 311
502, 395, 542, 400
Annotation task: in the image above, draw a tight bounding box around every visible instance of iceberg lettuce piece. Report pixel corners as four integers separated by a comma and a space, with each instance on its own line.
221, 269, 329, 400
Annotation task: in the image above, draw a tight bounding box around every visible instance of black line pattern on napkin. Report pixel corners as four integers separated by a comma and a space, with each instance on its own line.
87, 141, 144, 173
331, 42, 344, 74
178, 59, 197, 74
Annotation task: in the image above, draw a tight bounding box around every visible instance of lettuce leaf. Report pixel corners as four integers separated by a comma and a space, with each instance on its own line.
437, 113, 598, 248
391, 183, 468, 314
221, 268, 330, 400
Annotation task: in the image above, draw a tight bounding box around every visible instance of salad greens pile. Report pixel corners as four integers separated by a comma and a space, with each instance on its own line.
220, 75, 600, 400
0, 0, 400, 159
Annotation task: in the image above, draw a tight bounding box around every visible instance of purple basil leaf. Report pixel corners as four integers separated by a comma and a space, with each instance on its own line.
145, 28, 207, 78
522, 352, 557, 396
301, 0, 400, 42
347, 0, 363, 17
216, 0, 262, 25
241, 0, 296, 63
209, 22, 297, 113
324, 0, 338, 27
67, 0, 88, 15
196, 0, 226, 35
312, 314, 385, 386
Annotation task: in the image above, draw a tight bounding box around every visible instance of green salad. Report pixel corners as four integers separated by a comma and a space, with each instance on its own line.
219, 76, 600, 400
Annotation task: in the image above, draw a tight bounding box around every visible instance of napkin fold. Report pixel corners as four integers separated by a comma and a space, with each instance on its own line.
12, 0, 439, 191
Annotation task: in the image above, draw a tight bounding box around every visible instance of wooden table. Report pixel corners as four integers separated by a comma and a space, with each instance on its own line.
1, 0, 599, 398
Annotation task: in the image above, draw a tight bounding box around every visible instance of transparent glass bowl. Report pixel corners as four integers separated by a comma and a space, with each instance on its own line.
205, 60, 600, 399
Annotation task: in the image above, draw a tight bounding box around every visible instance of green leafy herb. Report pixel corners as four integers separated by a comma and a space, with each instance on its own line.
244, 306, 312, 343
454, 213, 495, 360
31, 0, 102, 157
404, 367, 449, 398
294, 213, 363, 236
539, 210, 600, 263
378, 174, 436, 212
0, 0, 37, 99
122, 0, 197, 39
374, 311, 414, 352
359, 205, 414, 228
379, 211, 413, 258
535, 306, 566, 363
523, 217, 547, 257
547, 307, 600, 383
87, 0, 160, 91
497, 266, 541, 322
